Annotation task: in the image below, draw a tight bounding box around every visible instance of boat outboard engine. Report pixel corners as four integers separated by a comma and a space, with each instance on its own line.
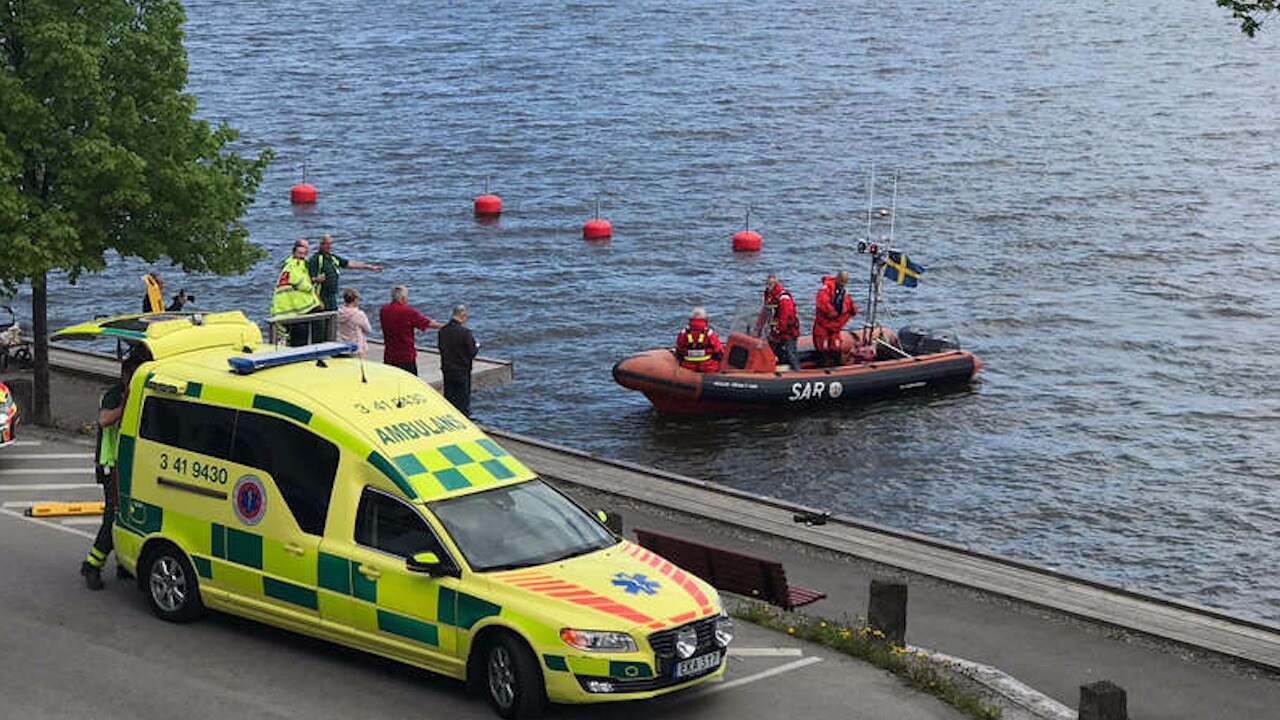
897, 326, 960, 355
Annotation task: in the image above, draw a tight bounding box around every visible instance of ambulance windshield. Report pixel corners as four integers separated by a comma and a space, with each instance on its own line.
430, 479, 616, 572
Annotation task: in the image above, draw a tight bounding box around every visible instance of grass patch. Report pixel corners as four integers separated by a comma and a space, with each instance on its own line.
732, 602, 1002, 720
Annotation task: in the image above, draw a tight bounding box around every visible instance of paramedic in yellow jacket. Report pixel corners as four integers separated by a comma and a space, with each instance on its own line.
271, 238, 321, 346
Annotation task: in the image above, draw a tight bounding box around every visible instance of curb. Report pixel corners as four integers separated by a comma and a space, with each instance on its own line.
908, 645, 1075, 720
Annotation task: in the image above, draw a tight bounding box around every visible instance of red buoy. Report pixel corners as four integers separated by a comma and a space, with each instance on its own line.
732, 229, 761, 252
474, 194, 502, 217
290, 182, 318, 204
583, 218, 612, 240
732, 205, 761, 252
474, 177, 501, 218
583, 197, 611, 240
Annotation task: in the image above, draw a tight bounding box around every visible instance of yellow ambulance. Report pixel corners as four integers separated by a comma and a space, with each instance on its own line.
55, 312, 732, 718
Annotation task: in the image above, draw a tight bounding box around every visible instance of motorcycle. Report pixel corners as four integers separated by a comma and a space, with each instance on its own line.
1, 305, 34, 372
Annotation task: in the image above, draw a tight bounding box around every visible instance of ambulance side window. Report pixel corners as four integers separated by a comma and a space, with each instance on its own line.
230, 410, 338, 536
355, 488, 443, 559
138, 397, 235, 458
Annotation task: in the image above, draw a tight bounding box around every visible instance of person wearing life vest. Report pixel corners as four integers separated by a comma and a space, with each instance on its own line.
270, 238, 322, 346
813, 270, 858, 367
675, 307, 724, 373
80, 348, 148, 590
754, 273, 801, 369
141, 272, 192, 313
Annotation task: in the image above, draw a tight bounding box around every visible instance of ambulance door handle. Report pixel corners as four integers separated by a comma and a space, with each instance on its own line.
358, 564, 381, 580
283, 543, 305, 556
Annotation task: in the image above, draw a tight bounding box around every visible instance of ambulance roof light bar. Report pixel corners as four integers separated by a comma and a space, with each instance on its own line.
228, 342, 358, 375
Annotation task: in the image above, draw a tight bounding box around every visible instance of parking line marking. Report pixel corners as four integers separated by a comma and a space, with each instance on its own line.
728, 647, 805, 657
2, 501, 36, 509
0, 484, 100, 491
676, 656, 822, 702
1, 453, 94, 460
0, 507, 95, 540
0, 468, 93, 475
11, 441, 43, 447
61, 517, 104, 526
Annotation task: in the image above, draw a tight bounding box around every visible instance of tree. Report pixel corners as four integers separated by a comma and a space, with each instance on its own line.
1218, 0, 1279, 35
0, 0, 271, 424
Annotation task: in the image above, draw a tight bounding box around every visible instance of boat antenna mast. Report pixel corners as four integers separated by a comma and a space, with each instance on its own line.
857, 167, 888, 344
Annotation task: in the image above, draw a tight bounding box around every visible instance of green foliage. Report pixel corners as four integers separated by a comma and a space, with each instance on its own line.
733, 602, 1003, 720
1217, 0, 1280, 36
0, 0, 271, 292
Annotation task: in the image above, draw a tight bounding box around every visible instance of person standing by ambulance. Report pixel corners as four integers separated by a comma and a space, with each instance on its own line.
379, 285, 443, 376
813, 270, 858, 367
438, 304, 478, 416
271, 238, 321, 346
307, 235, 381, 340
80, 349, 146, 590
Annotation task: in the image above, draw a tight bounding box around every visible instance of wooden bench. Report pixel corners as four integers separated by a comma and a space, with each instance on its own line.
633, 527, 826, 611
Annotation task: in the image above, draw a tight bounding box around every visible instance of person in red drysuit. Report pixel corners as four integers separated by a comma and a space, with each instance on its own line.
754, 274, 801, 369
675, 307, 724, 373
813, 270, 858, 367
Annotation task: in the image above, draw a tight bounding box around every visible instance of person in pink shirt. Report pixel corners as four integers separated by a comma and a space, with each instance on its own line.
378, 285, 442, 375
336, 288, 373, 357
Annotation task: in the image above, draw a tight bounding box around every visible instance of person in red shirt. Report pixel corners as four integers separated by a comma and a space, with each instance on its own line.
378, 285, 443, 375
675, 307, 724, 373
754, 274, 801, 369
813, 270, 858, 367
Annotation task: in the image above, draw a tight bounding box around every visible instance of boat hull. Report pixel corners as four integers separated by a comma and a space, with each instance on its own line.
612, 335, 980, 414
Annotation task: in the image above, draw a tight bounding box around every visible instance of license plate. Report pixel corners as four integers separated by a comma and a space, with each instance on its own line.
673, 650, 721, 678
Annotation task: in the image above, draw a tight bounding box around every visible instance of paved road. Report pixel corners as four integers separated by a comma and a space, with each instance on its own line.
0, 428, 961, 720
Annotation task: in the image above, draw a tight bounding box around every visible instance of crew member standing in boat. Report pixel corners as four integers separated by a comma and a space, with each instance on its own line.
755, 274, 801, 369
675, 307, 724, 373
813, 270, 858, 367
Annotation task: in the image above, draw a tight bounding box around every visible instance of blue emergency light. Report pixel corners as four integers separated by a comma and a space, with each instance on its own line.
228, 342, 359, 375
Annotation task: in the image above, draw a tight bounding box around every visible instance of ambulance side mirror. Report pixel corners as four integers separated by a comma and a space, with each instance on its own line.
595, 510, 623, 536
406, 551, 457, 577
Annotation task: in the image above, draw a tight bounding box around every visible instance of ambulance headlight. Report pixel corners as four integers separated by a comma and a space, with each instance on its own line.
714, 615, 734, 647
560, 628, 637, 653
675, 625, 699, 659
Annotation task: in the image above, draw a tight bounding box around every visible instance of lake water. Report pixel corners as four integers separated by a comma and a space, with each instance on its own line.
21, 1, 1280, 622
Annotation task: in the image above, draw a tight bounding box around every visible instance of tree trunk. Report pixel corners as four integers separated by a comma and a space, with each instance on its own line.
31, 271, 50, 426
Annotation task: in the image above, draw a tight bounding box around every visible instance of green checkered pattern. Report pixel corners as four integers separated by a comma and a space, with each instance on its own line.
392, 438, 533, 494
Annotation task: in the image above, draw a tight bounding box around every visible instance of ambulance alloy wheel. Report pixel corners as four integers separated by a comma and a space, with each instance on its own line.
142, 542, 205, 623
484, 632, 546, 720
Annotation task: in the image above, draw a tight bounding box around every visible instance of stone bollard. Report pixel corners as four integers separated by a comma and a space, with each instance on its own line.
1079, 680, 1127, 720
867, 580, 908, 646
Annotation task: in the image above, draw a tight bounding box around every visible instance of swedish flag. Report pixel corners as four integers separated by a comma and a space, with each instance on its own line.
883, 251, 923, 287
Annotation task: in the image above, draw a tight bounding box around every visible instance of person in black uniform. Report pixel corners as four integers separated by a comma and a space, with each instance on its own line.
437, 305, 478, 417
80, 349, 147, 590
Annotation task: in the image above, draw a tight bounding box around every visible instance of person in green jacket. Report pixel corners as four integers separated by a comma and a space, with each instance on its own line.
271, 238, 321, 346
306, 234, 381, 341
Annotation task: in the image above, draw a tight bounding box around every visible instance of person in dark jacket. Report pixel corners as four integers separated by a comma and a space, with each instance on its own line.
438, 304, 478, 417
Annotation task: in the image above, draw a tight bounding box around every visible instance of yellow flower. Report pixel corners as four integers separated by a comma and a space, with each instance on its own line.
820, 621, 827, 627
787, 627, 795, 634
839, 630, 852, 639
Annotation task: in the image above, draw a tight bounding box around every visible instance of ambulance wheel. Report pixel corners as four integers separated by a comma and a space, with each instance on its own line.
484, 632, 546, 719
142, 542, 204, 623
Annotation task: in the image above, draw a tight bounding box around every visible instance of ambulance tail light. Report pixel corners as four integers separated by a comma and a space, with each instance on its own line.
560, 628, 637, 653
